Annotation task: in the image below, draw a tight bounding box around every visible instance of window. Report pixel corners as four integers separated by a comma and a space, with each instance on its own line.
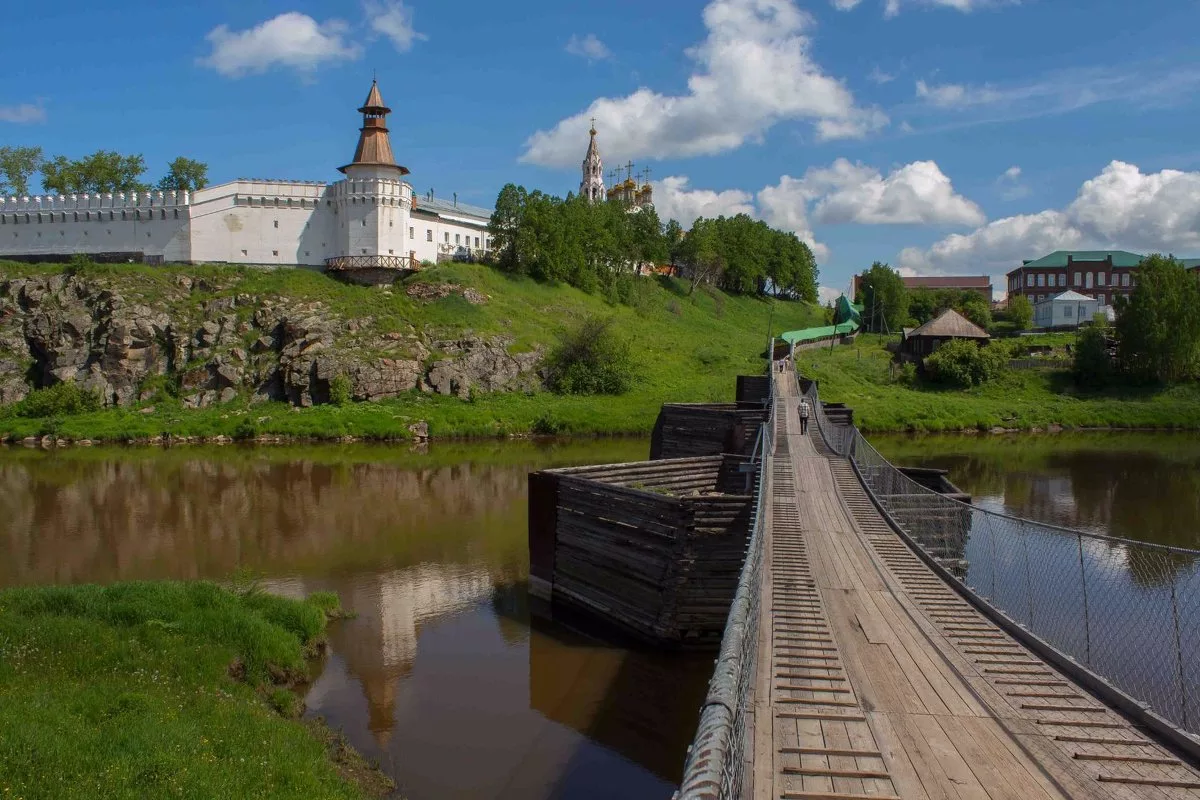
361, 220, 367, 227
388, 249, 394, 254
427, 229, 433, 242
1025, 274, 1033, 287
1037, 274, 1045, 287
1098, 293, 1105, 305
474, 237, 480, 248
445, 232, 450, 243
409, 227, 414, 239
1058, 274, 1065, 287
1065, 305, 1073, 317
274, 220, 279, 229
362, 248, 367, 254
241, 249, 248, 256
272, 250, 278, 256
455, 234, 461, 244
1122, 273, 1130, 287
1098, 272, 1106, 286
1086, 272, 1093, 288
1074, 272, 1081, 286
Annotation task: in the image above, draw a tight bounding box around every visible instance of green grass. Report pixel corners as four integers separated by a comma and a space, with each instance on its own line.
0, 581, 390, 799
800, 333, 1200, 432
0, 262, 824, 442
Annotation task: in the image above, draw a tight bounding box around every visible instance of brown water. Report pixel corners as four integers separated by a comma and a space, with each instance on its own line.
0, 439, 713, 799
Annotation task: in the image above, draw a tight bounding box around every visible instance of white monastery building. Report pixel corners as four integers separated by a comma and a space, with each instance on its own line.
0, 81, 494, 280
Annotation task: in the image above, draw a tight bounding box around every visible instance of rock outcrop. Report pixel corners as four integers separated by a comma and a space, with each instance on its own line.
0, 273, 542, 409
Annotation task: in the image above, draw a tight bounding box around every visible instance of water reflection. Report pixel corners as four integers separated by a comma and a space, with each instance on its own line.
0, 439, 710, 799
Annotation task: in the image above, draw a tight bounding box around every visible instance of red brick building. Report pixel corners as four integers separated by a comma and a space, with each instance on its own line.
851, 274, 992, 301
1005, 250, 1200, 306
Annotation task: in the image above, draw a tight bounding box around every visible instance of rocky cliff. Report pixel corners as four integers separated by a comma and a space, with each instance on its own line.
0, 272, 543, 410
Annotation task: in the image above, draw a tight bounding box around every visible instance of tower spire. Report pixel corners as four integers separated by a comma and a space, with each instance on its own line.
339, 79, 409, 175
580, 119, 605, 204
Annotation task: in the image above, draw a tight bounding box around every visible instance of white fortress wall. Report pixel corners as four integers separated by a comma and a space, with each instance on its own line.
333, 172, 411, 259
0, 191, 192, 261
188, 180, 333, 266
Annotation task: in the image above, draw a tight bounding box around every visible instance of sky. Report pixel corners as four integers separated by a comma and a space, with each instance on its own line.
5, 0, 1200, 300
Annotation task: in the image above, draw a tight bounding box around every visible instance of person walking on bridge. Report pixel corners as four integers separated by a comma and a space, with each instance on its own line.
798, 398, 810, 435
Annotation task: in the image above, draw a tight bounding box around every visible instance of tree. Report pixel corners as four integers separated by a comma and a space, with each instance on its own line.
663, 219, 684, 264
857, 262, 908, 333
960, 296, 992, 330
925, 339, 1008, 387
1074, 325, 1112, 387
1115, 254, 1200, 383
1008, 294, 1034, 330
678, 217, 725, 294
0, 146, 42, 196
488, 183, 529, 272
157, 157, 209, 191
544, 315, 638, 395
40, 150, 149, 195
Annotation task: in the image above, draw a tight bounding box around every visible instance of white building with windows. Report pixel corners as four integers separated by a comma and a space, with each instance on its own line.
1033, 290, 1101, 329
0, 81, 493, 276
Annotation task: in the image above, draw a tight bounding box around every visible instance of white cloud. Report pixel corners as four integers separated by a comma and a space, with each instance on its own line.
0, 103, 46, 124
868, 66, 895, 84
818, 285, 845, 305
653, 176, 756, 226
365, 0, 426, 52
804, 159, 984, 226
521, 0, 886, 167
199, 12, 361, 77
915, 79, 1001, 108
997, 164, 1029, 200
885, 0, 1012, 16
831, 0, 864, 8
900, 160, 1200, 275
565, 33, 611, 62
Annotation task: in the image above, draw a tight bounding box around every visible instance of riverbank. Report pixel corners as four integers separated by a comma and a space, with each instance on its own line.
800, 334, 1200, 432
0, 260, 820, 444
0, 581, 393, 799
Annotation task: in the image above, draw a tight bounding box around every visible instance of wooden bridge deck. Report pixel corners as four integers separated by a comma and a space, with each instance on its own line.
752, 369, 1200, 800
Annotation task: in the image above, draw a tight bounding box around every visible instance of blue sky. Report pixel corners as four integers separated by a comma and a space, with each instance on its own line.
5, 0, 1200, 298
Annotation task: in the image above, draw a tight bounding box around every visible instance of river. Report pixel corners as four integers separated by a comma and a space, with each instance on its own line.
0, 439, 712, 800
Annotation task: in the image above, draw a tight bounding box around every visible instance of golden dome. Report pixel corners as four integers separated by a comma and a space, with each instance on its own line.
623, 178, 636, 188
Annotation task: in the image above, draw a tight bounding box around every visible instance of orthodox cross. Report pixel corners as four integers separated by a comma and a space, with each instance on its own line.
625, 161, 635, 181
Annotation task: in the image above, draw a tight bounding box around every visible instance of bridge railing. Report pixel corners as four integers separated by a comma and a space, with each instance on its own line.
804, 376, 1200, 751
675, 344, 777, 799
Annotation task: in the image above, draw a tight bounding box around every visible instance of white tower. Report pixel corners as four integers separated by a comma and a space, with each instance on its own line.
333, 80, 412, 265
580, 120, 605, 204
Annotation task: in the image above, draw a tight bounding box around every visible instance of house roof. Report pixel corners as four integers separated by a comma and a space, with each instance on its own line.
902, 275, 991, 290
908, 308, 990, 339
1018, 250, 1144, 269
412, 194, 493, 222
1042, 290, 1096, 303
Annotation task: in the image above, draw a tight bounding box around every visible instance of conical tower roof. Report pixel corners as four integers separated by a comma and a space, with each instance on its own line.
340, 79, 408, 175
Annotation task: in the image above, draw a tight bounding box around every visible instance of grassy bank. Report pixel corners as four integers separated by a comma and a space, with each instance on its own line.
0, 261, 822, 443
800, 334, 1200, 432
0, 581, 391, 799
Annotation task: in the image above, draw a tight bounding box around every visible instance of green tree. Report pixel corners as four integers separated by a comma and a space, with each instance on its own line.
1115, 254, 1200, 383
857, 262, 908, 333
663, 219, 685, 264
0, 146, 43, 196
488, 183, 529, 272
960, 296, 992, 330
1008, 294, 1034, 330
678, 217, 725, 294
157, 157, 209, 191
41, 150, 149, 195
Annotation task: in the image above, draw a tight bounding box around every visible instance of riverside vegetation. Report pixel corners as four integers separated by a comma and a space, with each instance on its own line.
0, 260, 823, 443
0, 580, 393, 799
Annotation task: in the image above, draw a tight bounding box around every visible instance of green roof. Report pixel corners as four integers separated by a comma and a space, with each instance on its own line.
1020, 250, 1145, 269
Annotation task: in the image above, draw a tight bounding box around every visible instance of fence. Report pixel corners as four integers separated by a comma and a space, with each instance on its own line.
804, 376, 1200, 750
675, 346, 776, 799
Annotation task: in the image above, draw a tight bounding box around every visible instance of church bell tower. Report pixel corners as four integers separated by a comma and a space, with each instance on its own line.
580, 120, 605, 204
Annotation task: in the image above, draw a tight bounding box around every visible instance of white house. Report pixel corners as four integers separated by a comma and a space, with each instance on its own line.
0, 81, 494, 275
1033, 290, 1100, 329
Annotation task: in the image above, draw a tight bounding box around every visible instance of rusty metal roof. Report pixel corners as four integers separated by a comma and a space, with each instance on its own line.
340, 80, 409, 175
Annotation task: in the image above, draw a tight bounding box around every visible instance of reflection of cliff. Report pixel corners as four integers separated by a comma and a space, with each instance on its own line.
0, 456, 533, 586
279, 564, 494, 747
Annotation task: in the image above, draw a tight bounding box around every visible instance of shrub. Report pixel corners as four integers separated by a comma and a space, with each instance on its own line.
15, 382, 102, 418
329, 374, 352, 406
1074, 325, 1113, 387
925, 339, 1007, 387
544, 315, 637, 395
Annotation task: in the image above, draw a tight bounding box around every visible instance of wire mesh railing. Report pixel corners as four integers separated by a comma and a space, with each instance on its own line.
804, 376, 1200, 746
675, 347, 777, 799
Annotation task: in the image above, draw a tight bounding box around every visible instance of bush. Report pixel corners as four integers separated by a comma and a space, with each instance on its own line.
544, 315, 637, 395
15, 382, 102, 418
329, 374, 352, 406
1074, 325, 1113, 387
925, 339, 1007, 387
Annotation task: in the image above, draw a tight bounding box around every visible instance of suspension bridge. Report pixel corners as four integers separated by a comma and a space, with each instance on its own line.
677, 356, 1200, 800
